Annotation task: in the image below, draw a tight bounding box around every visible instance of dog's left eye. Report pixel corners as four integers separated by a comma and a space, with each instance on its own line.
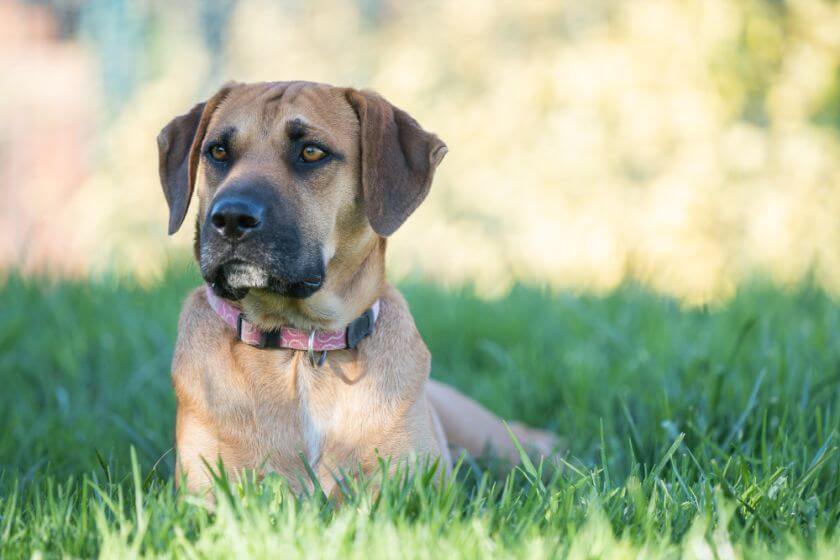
300, 145, 327, 163
208, 144, 229, 162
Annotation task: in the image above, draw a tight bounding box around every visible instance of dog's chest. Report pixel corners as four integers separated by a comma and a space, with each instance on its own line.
240, 353, 382, 471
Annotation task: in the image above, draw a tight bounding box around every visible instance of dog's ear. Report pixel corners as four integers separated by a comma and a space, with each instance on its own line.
157, 85, 234, 235
345, 89, 447, 237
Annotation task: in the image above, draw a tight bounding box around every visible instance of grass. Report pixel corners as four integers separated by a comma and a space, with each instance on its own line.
1, 263, 839, 558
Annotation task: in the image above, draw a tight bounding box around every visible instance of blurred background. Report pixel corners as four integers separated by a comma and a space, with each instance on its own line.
3, 0, 840, 303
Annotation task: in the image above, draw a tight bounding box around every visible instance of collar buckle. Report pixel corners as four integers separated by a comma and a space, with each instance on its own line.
346, 308, 375, 349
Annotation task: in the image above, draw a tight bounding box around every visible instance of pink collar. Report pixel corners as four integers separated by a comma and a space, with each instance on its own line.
204, 285, 380, 363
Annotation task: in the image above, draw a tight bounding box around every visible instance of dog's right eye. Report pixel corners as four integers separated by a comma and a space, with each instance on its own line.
208, 144, 229, 162
300, 144, 328, 163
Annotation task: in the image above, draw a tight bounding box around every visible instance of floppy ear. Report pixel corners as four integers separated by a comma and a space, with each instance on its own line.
345, 89, 447, 237
157, 86, 233, 234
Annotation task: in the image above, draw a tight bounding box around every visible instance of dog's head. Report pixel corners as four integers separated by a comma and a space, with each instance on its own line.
157, 81, 446, 326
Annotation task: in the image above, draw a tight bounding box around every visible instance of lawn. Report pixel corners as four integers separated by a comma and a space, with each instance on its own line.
1, 264, 839, 558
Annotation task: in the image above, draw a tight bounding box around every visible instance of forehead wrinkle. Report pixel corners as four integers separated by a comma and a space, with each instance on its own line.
260, 82, 314, 136
261, 83, 293, 135
263, 82, 292, 105
284, 81, 311, 105
262, 90, 317, 139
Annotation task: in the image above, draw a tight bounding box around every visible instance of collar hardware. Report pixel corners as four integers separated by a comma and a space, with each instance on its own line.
307, 329, 328, 367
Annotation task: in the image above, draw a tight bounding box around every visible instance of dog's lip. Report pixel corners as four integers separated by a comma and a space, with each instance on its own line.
300, 275, 323, 289
281, 280, 321, 299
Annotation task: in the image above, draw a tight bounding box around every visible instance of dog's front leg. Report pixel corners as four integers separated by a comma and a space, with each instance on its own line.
174, 407, 231, 496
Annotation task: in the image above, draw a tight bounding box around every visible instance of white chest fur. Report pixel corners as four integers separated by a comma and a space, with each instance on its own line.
297, 383, 323, 466
292, 359, 333, 469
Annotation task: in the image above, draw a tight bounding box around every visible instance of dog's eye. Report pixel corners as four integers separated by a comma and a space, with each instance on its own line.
209, 144, 229, 162
300, 145, 327, 163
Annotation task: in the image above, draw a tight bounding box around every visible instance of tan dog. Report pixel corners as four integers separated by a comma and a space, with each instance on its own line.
158, 81, 556, 495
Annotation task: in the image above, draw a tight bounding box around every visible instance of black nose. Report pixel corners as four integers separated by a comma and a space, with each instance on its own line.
209, 197, 264, 241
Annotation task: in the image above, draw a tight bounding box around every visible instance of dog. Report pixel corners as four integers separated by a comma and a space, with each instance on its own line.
158, 81, 557, 495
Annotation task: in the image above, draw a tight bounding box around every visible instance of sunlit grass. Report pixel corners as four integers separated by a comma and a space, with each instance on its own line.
2, 265, 840, 557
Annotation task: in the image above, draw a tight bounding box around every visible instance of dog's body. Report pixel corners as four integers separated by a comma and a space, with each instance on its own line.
174, 284, 449, 493
159, 81, 555, 494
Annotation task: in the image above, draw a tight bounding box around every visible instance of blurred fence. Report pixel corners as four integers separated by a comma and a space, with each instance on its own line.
2, 0, 840, 302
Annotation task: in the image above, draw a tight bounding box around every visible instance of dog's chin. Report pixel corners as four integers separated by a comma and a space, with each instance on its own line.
225, 262, 271, 290
205, 261, 321, 301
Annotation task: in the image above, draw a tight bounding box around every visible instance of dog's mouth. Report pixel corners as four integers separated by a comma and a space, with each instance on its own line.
204, 259, 323, 301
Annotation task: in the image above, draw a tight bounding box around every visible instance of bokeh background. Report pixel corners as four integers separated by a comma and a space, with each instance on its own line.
3, 0, 840, 303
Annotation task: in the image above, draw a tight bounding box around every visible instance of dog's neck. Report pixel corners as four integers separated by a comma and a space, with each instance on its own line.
234, 236, 386, 331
